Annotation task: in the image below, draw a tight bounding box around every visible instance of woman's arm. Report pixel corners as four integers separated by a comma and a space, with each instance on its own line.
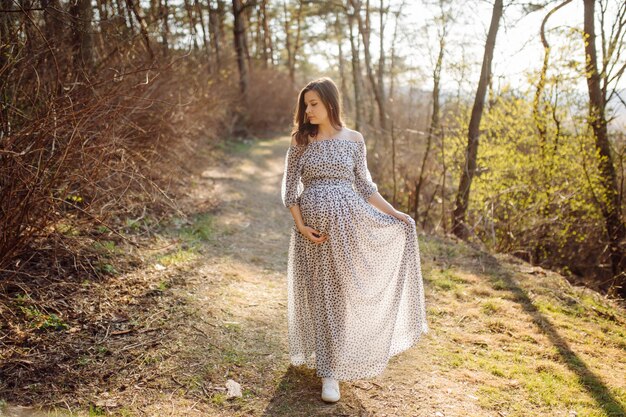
368, 192, 398, 216
289, 204, 306, 232
352, 131, 413, 225
282, 138, 327, 244
368, 192, 413, 224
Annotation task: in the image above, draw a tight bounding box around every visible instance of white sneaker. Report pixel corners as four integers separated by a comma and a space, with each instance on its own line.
321, 377, 341, 402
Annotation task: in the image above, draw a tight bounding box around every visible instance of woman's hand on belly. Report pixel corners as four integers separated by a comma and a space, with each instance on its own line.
298, 225, 328, 244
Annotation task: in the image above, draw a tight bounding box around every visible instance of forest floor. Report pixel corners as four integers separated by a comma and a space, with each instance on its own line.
1, 135, 626, 417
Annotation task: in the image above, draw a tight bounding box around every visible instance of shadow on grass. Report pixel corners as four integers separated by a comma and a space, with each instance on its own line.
455, 241, 626, 416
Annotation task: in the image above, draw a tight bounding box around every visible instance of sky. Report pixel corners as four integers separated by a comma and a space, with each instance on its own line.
308, 0, 625, 126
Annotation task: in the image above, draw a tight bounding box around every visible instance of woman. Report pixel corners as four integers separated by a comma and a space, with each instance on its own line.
281, 77, 428, 403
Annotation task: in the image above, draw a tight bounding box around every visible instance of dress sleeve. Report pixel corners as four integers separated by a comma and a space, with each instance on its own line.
353, 140, 378, 201
281, 144, 306, 208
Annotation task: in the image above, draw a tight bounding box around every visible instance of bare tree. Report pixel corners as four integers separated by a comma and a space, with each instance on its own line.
126, 0, 154, 59
349, 0, 387, 131
347, 5, 363, 130
414, 0, 453, 222
335, 12, 352, 116
159, 0, 170, 56
184, 0, 199, 51
260, 0, 274, 68
452, 0, 503, 239
534, 0, 572, 147
69, 0, 95, 69
283, 0, 304, 84
194, 0, 212, 67
583, 0, 626, 297
389, 3, 404, 206
209, 0, 223, 71
232, 0, 249, 94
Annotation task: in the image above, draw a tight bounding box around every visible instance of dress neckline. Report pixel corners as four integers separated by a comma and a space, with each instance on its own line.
308, 137, 360, 145
289, 137, 363, 148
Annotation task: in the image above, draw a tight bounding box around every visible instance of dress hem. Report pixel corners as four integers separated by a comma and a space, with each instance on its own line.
289, 327, 428, 381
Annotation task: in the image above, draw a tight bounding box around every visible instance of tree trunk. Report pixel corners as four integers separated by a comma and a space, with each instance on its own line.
533, 0, 572, 252
41, 0, 63, 48
183, 0, 199, 51
583, 0, 626, 297
336, 14, 351, 113
350, 0, 387, 131
160, 0, 170, 56
117, 0, 133, 34
284, 0, 303, 84
209, 1, 222, 70
260, 0, 271, 68
232, 0, 248, 95
149, 0, 158, 25
414, 6, 446, 221
265, 0, 274, 66
389, 6, 402, 206
194, 0, 211, 68
126, 0, 154, 59
347, 7, 362, 130
243, 4, 252, 73
69, 0, 94, 70
452, 0, 503, 239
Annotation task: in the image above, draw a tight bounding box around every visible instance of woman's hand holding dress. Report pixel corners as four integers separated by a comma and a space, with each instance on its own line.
353, 137, 414, 227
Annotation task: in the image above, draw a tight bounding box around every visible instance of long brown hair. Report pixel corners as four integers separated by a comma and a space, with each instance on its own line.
291, 77, 344, 145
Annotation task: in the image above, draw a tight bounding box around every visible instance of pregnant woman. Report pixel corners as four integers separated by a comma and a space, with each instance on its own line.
281, 77, 429, 403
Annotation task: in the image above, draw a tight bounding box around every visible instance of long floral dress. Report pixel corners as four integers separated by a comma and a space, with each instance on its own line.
281, 136, 429, 381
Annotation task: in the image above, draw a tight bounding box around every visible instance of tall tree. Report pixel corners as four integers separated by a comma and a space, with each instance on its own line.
283, 0, 304, 84
452, 0, 503, 239
583, 0, 626, 297
41, 0, 63, 47
260, 0, 273, 68
126, 0, 154, 59
414, 0, 452, 221
183, 0, 199, 51
347, 5, 363, 130
335, 12, 351, 115
160, 0, 170, 56
349, 0, 387, 131
232, 0, 249, 94
534, 0, 572, 149
69, 0, 95, 69
388, 1, 405, 206
194, 0, 211, 67
209, 0, 223, 71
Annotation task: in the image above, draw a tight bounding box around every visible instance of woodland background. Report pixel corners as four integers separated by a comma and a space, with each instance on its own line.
1, 0, 625, 331
1, 0, 626, 414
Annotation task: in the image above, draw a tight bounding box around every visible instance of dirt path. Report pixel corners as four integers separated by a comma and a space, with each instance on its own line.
3, 134, 625, 417
156, 135, 482, 417
168, 135, 626, 417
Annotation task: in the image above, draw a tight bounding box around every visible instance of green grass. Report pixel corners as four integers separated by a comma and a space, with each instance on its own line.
480, 298, 503, 315
18, 305, 69, 331
179, 213, 215, 243
157, 248, 198, 266
416, 235, 626, 417
88, 405, 105, 416
218, 138, 254, 155
152, 213, 216, 268
428, 267, 467, 291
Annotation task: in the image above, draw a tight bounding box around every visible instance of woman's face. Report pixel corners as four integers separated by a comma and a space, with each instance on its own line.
303, 90, 329, 125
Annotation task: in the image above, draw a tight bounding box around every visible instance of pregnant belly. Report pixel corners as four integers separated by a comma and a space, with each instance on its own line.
299, 184, 362, 232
